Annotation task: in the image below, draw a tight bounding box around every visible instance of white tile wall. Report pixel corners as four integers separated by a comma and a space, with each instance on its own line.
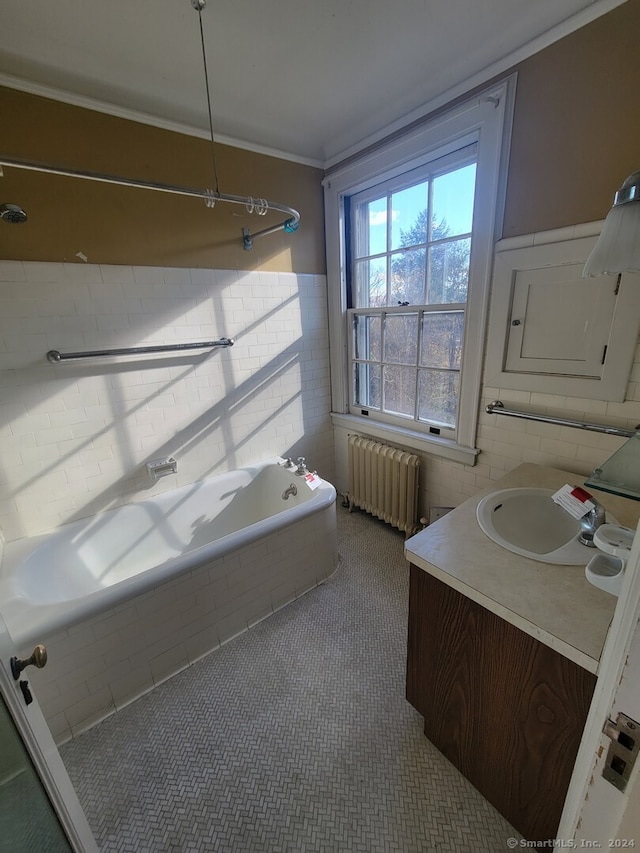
0, 262, 333, 540
334, 348, 640, 522
28, 505, 338, 743
411, 357, 640, 517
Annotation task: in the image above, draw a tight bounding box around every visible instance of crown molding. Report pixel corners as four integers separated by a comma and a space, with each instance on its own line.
0, 73, 324, 170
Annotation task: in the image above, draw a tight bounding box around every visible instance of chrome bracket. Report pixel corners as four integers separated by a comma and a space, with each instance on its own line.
603, 712, 640, 792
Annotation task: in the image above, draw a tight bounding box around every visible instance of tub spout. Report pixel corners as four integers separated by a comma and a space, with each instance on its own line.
282, 483, 298, 500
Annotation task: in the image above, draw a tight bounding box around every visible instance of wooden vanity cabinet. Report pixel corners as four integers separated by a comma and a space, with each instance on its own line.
406, 565, 597, 842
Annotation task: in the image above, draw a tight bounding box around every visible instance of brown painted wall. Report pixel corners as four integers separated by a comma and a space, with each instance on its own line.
503, 0, 640, 237
1, 0, 638, 269
0, 87, 325, 272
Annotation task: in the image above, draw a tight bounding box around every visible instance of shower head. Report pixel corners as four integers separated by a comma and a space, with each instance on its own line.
0, 203, 27, 224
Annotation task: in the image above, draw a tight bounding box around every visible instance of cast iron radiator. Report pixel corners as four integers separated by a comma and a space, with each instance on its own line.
346, 434, 420, 535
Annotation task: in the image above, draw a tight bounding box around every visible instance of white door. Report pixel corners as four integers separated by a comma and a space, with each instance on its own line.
560, 518, 640, 843
0, 612, 97, 852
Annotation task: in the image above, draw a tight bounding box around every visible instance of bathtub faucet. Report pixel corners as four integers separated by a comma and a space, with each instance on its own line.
295, 457, 308, 476
282, 483, 298, 500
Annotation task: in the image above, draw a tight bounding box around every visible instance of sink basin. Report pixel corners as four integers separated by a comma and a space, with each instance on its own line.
476, 487, 613, 565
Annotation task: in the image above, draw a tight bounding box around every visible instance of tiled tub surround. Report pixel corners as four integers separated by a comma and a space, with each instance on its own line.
13, 470, 338, 744
0, 260, 333, 541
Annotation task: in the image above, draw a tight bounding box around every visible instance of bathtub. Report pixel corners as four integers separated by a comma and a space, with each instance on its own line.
0, 458, 338, 739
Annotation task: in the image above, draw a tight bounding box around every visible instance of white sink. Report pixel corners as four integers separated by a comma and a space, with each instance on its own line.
475, 487, 612, 565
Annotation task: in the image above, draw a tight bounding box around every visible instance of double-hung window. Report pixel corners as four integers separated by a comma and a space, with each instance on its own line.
348, 147, 476, 440
325, 79, 514, 464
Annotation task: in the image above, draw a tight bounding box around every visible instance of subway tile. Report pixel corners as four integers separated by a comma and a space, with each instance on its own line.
99, 265, 135, 285
66, 687, 116, 732
539, 437, 578, 459
489, 440, 524, 461
529, 392, 568, 410
62, 263, 104, 284
45, 712, 72, 744
34, 425, 75, 446
216, 611, 249, 645
564, 397, 609, 416
110, 664, 155, 710
90, 605, 143, 641
185, 626, 220, 665
0, 261, 25, 281
150, 644, 190, 685
607, 400, 640, 421
21, 262, 63, 282
575, 445, 611, 469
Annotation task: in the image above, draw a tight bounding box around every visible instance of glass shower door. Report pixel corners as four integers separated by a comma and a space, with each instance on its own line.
0, 691, 72, 852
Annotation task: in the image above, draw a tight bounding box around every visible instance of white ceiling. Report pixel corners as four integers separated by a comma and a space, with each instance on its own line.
0, 0, 628, 166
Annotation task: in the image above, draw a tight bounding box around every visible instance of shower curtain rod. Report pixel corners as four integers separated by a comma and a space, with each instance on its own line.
0, 155, 300, 250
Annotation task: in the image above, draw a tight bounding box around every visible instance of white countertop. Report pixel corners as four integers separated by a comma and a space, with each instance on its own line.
404, 463, 640, 674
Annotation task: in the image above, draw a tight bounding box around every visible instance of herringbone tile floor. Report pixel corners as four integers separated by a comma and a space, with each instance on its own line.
61, 505, 520, 852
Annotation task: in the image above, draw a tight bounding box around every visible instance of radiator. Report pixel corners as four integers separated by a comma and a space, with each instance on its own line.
346, 434, 420, 535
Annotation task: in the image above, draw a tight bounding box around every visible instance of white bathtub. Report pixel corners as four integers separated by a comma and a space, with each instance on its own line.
0, 458, 337, 648
1, 458, 338, 740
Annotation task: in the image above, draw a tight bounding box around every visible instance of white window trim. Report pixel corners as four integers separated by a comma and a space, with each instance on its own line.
324, 76, 516, 466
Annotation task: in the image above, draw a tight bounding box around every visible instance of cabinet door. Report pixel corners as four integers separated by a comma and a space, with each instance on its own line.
505, 264, 615, 378
484, 231, 640, 401
406, 566, 596, 841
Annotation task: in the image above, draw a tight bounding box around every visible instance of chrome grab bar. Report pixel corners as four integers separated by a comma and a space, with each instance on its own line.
485, 400, 637, 438
46, 338, 234, 363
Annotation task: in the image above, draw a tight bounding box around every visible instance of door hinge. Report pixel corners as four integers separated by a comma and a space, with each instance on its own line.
603, 712, 640, 792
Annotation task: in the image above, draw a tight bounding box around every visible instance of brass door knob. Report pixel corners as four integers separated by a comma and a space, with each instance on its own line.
10, 644, 48, 680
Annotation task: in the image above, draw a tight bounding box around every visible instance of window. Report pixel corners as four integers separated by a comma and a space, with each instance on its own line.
348, 150, 477, 438
324, 78, 515, 465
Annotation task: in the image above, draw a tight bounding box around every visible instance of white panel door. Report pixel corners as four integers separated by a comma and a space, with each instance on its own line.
0, 614, 97, 852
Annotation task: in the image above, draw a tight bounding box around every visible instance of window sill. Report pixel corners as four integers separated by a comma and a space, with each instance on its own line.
331, 412, 479, 466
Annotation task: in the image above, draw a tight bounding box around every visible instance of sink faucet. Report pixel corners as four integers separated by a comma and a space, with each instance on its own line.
578, 501, 606, 547
295, 457, 308, 476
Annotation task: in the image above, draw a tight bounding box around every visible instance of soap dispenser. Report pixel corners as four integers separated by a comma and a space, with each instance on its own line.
585, 524, 635, 597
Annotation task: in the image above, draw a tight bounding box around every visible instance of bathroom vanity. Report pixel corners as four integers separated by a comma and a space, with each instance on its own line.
405, 463, 640, 842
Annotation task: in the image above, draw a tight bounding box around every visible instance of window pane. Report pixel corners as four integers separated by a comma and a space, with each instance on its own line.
354, 362, 381, 409
421, 311, 464, 370
391, 182, 428, 250
383, 313, 418, 365
354, 314, 381, 361
383, 365, 416, 417
390, 249, 425, 305
418, 369, 460, 427
365, 197, 387, 257
432, 163, 476, 238
427, 238, 471, 304
354, 258, 387, 307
